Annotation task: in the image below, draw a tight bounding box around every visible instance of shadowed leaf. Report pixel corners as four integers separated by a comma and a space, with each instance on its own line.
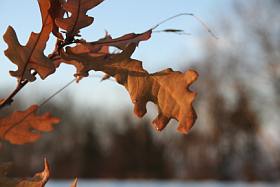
89, 30, 152, 50
60, 31, 151, 79
55, 0, 104, 40
0, 105, 60, 144
49, 0, 66, 39
0, 159, 50, 187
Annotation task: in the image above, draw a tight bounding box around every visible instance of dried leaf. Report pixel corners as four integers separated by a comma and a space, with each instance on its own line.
0, 105, 60, 144
0, 159, 50, 187
127, 68, 198, 133
89, 30, 152, 50
60, 31, 151, 79
49, 0, 66, 39
3, 0, 56, 82
55, 0, 104, 40
61, 43, 135, 79
62, 42, 198, 133
70, 178, 78, 187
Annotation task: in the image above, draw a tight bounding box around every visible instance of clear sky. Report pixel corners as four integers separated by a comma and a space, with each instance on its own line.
0, 0, 232, 111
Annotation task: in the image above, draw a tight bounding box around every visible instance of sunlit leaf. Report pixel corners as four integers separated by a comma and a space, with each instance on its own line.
62, 38, 198, 133
3, 0, 57, 82
55, 0, 104, 40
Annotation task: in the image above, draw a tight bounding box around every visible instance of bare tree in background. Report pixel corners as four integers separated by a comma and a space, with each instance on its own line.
167, 0, 280, 181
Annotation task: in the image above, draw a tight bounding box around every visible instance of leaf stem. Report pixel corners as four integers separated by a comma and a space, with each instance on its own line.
39, 78, 76, 108
0, 41, 61, 110
0, 72, 37, 110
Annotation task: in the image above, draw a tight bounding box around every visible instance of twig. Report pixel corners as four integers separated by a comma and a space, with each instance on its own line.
0, 71, 37, 110
88, 13, 218, 47
0, 39, 62, 110
39, 74, 114, 108
153, 29, 191, 35
151, 13, 218, 39
39, 78, 76, 108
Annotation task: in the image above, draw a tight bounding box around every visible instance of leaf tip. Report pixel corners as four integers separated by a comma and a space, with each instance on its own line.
36, 158, 50, 185
184, 69, 199, 84
177, 112, 197, 134
43, 157, 50, 173
152, 114, 170, 131
133, 102, 147, 118
70, 178, 78, 187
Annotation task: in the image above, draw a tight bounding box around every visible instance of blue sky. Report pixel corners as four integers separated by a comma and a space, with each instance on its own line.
0, 0, 232, 110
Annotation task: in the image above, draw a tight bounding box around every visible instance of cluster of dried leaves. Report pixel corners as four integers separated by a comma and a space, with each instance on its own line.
0, 0, 198, 186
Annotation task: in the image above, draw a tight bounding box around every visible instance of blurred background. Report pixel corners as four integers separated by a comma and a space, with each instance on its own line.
0, 0, 280, 183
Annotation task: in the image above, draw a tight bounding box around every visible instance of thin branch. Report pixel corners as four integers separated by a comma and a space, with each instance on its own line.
3, 78, 76, 138
39, 78, 76, 108
0, 72, 37, 110
153, 29, 191, 35
39, 74, 115, 108
151, 13, 218, 39
0, 40, 62, 110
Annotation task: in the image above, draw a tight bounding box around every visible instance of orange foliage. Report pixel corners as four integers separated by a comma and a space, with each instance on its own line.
55, 0, 104, 40
0, 0, 199, 184
61, 41, 197, 133
3, 0, 58, 82
1, 0, 198, 136
0, 105, 60, 144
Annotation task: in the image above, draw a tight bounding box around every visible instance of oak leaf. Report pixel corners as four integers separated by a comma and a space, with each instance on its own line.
89, 30, 152, 50
62, 41, 198, 133
60, 31, 152, 79
3, 0, 56, 82
0, 159, 50, 187
55, 0, 104, 40
127, 68, 198, 133
49, 0, 66, 39
0, 105, 60, 145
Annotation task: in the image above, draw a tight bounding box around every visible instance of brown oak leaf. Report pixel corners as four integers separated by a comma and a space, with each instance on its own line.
89, 30, 152, 50
3, 0, 56, 82
55, 0, 104, 40
49, 0, 66, 39
0, 105, 60, 145
62, 42, 198, 133
127, 68, 198, 133
0, 159, 50, 187
60, 31, 151, 79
